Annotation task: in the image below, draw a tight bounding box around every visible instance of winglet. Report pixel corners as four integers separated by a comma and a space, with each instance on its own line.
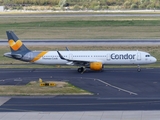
57, 51, 67, 60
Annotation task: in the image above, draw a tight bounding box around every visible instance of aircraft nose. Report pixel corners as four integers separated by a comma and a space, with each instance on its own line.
153, 57, 157, 63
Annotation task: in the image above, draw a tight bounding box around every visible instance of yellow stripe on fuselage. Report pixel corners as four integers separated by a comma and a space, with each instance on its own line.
31, 51, 48, 62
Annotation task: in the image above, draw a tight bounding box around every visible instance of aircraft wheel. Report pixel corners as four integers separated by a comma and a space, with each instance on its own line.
77, 67, 84, 73
137, 68, 141, 72
137, 65, 141, 72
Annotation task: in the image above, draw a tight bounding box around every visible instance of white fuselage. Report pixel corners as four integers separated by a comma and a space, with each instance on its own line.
31, 51, 157, 65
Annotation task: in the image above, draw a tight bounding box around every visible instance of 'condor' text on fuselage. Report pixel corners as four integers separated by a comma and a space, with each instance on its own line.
111, 53, 136, 60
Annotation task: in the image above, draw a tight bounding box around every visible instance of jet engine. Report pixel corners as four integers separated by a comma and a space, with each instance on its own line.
90, 62, 103, 71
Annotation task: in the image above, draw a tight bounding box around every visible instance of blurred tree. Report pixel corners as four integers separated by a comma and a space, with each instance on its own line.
123, 0, 132, 9
131, 3, 138, 9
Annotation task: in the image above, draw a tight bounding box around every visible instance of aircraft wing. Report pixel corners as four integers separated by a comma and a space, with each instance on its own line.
57, 51, 101, 66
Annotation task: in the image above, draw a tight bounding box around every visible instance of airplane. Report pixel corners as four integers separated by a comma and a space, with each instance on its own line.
4, 31, 157, 73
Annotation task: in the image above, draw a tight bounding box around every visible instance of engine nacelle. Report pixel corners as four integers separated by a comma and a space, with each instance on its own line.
90, 62, 103, 71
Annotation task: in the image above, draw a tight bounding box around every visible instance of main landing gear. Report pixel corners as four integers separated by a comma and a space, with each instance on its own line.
77, 67, 86, 74
137, 65, 141, 72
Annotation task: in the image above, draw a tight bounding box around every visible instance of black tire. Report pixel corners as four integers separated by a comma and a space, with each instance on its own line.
77, 67, 84, 73
137, 68, 141, 72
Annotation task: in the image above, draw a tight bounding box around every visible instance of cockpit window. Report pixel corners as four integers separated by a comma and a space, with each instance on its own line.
145, 55, 150, 57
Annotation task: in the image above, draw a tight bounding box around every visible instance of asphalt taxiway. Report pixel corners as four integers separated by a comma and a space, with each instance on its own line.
0, 68, 160, 112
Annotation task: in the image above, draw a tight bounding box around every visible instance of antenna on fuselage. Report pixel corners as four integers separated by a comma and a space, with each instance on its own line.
65, 47, 70, 51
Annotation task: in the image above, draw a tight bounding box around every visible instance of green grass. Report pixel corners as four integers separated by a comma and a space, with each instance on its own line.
1, 20, 160, 28
1, 26, 160, 39
0, 16, 160, 39
0, 81, 91, 95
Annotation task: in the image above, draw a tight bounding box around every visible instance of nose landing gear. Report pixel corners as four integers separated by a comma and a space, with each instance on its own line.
137, 65, 141, 72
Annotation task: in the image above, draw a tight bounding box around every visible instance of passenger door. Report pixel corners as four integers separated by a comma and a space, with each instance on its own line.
137, 52, 141, 60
